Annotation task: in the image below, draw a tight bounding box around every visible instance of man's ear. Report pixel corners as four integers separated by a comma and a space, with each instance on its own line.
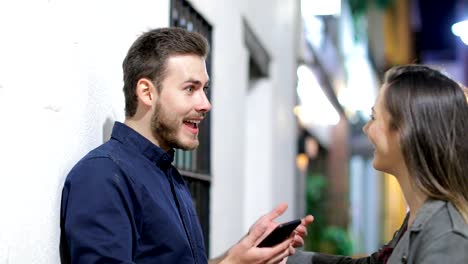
136, 78, 158, 106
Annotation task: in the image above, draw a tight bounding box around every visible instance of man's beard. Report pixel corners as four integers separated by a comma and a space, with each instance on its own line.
150, 100, 198, 151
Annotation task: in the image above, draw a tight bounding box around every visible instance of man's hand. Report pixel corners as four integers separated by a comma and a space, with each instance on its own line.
274, 214, 314, 264
291, 215, 314, 248
216, 203, 294, 264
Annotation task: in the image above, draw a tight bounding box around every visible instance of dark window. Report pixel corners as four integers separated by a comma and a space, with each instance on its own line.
170, 0, 212, 255
243, 18, 270, 81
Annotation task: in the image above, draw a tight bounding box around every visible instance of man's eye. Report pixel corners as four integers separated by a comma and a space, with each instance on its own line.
203, 86, 209, 94
370, 114, 375, 120
186, 86, 194, 92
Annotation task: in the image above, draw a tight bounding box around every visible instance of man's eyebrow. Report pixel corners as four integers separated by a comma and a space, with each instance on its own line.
371, 107, 375, 113
184, 78, 210, 86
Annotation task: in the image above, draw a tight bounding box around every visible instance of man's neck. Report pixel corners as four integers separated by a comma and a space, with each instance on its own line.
124, 119, 161, 148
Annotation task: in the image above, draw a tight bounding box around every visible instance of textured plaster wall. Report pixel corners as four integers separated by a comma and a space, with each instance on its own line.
0, 1, 169, 263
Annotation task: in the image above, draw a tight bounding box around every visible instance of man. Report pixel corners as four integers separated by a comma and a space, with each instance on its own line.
60, 27, 311, 264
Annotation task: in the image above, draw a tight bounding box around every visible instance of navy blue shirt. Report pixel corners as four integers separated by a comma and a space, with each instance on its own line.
60, 122, 207, 264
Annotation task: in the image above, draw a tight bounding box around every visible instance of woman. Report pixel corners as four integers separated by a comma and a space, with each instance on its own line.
289, 65, 468, 263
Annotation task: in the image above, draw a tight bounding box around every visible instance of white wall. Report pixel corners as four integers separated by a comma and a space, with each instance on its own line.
0, 0, 300, 262
192, 0, 301, 256
189, 0, 249, 255
242, 0, 301, 234
0, 1, 169, 263
267, 0, 301, 221
244, 79, 274, 230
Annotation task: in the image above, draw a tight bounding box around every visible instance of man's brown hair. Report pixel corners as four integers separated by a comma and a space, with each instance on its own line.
122, 27, 209, 117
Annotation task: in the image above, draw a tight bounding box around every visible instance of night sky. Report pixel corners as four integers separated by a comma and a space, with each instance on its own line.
416, 0, 458, 60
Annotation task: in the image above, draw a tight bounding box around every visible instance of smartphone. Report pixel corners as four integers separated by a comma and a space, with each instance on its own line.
257, 219, 301, 247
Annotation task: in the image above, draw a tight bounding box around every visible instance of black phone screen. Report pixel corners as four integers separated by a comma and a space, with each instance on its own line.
257, 219, 301, 247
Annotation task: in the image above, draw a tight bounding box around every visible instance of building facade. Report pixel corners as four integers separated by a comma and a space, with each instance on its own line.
0, 0, 302, 262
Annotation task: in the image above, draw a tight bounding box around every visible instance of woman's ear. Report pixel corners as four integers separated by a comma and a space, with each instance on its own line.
135, 78, 157, 106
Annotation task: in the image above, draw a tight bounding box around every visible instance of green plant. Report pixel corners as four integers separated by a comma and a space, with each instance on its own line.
320, 226, 353, 255
304, 174, 353, 255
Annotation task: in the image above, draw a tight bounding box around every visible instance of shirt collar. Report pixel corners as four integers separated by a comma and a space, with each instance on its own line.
409, 199, 446, 231
111, 122, 174, 167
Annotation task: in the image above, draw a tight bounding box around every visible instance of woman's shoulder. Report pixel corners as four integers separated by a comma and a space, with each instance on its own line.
408, 200, 468, 263
415, 200, 467, 240
446, 202, 468, 238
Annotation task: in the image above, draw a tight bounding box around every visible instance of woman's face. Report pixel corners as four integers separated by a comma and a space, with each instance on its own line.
363, 85, 406, 175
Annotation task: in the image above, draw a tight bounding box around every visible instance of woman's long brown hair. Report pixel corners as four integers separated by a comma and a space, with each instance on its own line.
384, 65, 468, 222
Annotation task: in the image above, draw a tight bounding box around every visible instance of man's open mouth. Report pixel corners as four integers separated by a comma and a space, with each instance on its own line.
184, 120, 200, 129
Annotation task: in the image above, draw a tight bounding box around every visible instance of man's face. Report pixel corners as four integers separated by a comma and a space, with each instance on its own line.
151, 54, 211, 151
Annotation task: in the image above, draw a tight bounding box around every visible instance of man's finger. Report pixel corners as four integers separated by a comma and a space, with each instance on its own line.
253, 221, 281, 247
292, 234, 304, 248
302, 215, 314, 225
264, 203, 288, 221
295, 225, 307, 236
268, 236, 293, 256
265, 243, 292, 264
245, 222, 269, 247
253, 235, 293, 263
288, 245, 296, 256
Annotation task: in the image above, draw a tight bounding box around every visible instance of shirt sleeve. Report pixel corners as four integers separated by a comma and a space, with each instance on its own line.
60, 157, 137, 264
287, 219, 408, 264
287, 250, 380, 264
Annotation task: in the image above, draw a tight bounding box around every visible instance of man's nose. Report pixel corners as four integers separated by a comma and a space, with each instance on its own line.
195, 90, 211, 113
